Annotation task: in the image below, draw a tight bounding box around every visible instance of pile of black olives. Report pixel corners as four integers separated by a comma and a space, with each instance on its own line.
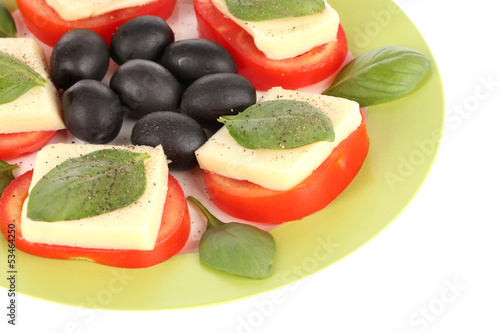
50, 16, 257, 171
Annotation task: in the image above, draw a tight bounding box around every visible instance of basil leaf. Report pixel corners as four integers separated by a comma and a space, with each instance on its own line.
0, 50, 46, 105
0, 161, 18, 195
323, 45, 431, 107
219, 99, 335, 149
188, 196, 276, 279
0, 3, 16, 38
226, 0, 325, 22
27, 149, 150, 222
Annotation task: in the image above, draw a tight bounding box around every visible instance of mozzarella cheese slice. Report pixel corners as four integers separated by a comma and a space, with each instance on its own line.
211, 0, 339, 59
21, 144, 169, 251
44, 0, 157, 21
0, 38, 65, 134
195, 87, 362, 191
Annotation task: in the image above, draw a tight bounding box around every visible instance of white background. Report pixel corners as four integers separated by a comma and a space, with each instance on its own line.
3, 0, 500, 332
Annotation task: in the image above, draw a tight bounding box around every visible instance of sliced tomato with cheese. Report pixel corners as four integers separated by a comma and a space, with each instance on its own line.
16, 0, 178, 46
0, 170, 190, 268
193, 0, 348, 90
0, 130, 57, 160
203, 113, 369, 223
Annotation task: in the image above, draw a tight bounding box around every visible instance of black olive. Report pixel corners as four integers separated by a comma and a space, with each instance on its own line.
62, 80, 123, 144
50, 29, 109, 90
160, 38, 237, 84
110, 15, 175, 65
180, 73, 256, 130
131, 111, 207, 171
109, 59, 182, 119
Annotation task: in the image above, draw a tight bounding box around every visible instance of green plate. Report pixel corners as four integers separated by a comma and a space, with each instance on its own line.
0, 0, 16, 11
0, 0, 444, 310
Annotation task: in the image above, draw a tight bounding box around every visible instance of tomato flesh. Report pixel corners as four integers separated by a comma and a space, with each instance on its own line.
0, 130, 57, 160
204, 113, 369, 223
193, 0, 348, 90
0, 170, 190, 268
16, 0, 178, 46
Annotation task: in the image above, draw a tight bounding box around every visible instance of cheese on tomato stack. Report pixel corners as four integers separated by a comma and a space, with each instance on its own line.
21, 144, 169, 251
196, 87, 362, 191
0, 38, 65, 135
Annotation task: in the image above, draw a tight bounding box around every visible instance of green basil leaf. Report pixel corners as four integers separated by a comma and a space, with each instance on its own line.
322, 45, 431, 107
188, 196, 276, 279
0, 161, 18, 195
219, 99, 335, 149
225, 0, 325, 22
27, 149, 150, 222
0, 3, 17, 38
0, 50, 46, 105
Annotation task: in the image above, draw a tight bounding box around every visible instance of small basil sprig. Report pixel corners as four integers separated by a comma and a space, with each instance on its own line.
219, 99, 335, 149
323, 45, 431, 107
0, 161, 18, 195
27, 149, 150, 222
0, 50, 46, 105
225, 0, 325, 22
187, 196, 276, 279
0, 3, 17, 38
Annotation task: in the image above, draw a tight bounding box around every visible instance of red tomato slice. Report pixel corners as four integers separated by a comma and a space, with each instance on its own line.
0, 170, 190, 268
16, 0, 178, 46
203, 112, 369, 223
0, 130, 57, 160
193, 0, 348, 91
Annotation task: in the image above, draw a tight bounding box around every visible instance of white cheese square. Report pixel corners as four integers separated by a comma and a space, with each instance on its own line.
195, 87, 362, 191
21, 144, 169, 251
44, 0, 157, 20
211, 0, 339, 59
0, 38, 65, 134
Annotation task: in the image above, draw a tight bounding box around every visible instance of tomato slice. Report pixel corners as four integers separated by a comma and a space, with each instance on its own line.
193, 0, 348, 91
0, 170, 190, 268
0, 130, 57, 160
16, 0, 178, 46
203, 112, 369, 223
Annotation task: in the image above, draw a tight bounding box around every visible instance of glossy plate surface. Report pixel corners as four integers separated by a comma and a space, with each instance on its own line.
0, 0, 444, 310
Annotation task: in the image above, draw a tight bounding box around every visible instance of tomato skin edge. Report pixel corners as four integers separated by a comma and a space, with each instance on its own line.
0, 170, 190, 268
203, 113, 369, 223
193, 0, 348, 91
0, 130, 57, 160
16, 0, 178, 46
